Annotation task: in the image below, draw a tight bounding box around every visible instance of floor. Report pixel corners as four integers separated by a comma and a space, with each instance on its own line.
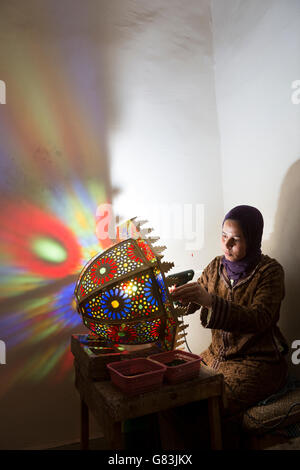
49, 437, 107, 450
267, 436, 300, 450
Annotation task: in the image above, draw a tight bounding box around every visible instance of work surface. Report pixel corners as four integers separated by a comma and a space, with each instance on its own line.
75, 360, 224, 422
71, 335, 224, 449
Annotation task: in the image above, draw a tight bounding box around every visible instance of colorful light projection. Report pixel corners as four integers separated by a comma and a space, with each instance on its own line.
0, 40, 113, 383
75, 219, 189, 351
0, 182, 112, 297
0, 27, 115, 385
0, 8, 112, 392
0, 281, 83, 398
0, 181, 114, 392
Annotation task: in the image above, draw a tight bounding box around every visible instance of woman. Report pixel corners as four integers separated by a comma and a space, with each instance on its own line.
171, 205, 289, 420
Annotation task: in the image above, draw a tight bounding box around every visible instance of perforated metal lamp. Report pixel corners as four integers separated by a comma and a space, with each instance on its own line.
74, 219, 188, 351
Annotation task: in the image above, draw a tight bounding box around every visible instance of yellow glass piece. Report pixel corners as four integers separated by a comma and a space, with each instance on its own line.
111, 300, 119, 309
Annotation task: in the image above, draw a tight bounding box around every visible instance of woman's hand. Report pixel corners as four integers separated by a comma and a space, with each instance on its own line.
171, 282, 212, 309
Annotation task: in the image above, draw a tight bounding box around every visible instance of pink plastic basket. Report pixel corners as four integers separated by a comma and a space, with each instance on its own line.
107, 358, 167, 396
148, 349, 201, 384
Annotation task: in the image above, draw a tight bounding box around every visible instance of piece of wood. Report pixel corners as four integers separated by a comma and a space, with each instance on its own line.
71, 334, 163, 381
75, 359, 223, 422
208, 396, 223, 450
102, 412, 124, 450
71, 334, 128, 380
73, 341, 224, 450
80, 399, 89, 450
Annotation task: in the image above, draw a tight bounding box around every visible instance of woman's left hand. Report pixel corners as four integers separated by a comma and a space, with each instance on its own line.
171, 282, 212, 308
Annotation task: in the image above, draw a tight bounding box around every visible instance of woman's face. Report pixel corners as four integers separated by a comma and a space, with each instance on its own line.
221, 219, 247, 261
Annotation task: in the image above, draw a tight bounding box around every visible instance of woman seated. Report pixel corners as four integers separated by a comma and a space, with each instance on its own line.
170, 205, 289, 445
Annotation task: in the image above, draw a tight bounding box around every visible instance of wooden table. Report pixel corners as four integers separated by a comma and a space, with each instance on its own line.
72, 336, 224, 450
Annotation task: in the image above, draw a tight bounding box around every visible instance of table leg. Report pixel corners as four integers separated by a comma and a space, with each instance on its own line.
80, 398, 89, 450
208, 396, 222, 450
103, 412, 124, 450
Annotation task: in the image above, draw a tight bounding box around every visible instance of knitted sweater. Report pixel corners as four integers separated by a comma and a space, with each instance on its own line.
196, 254, 289, 369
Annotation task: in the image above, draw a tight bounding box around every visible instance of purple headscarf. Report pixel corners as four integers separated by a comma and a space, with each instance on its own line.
222, 205, 264, 283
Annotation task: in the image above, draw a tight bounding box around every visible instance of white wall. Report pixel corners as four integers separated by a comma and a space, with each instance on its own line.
211, 0, 300, 376
109, 0, 223, 354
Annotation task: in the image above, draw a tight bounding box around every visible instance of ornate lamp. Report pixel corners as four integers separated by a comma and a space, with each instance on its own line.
74, 218, 188, 351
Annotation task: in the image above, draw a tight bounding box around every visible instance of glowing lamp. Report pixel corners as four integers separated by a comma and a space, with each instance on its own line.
74, 219, 188, 351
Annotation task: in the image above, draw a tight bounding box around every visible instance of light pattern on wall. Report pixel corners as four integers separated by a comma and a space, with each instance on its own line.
0, 181, 112, 395
0, 32, 115, 391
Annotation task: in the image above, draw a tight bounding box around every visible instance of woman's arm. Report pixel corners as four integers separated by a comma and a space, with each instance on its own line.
171, 262, 212, 314
171, 260, 285, 334
204, 262, 284, 333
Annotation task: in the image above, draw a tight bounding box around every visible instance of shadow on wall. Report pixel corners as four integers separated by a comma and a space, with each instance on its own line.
263, 159, 300, 379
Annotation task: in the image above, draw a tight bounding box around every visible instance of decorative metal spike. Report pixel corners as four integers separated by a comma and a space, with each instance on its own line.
160, 261, 175, 273
166, 275, 179, 284
135, 222, 149, 233
152, 245, 167, 254
165, 277, 179, 288
174, 339, 185, 347
138, 227, 154, 238
135, 219, 148, 227
174, 306, 189, 316
146, 236, 160, 244
178, 324, 188, 332
176, 332, 187, 340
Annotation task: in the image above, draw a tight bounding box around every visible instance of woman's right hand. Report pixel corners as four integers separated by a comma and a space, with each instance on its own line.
171, 282, 212, 308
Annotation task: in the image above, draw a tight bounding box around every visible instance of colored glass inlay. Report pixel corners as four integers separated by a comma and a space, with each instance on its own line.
81, 272, 160, 322
153, 266, 168, 304
83, 317, 162, 344
76, 240, 146, 301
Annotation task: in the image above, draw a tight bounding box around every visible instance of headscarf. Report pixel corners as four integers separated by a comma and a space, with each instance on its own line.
222, 205, 264, 283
